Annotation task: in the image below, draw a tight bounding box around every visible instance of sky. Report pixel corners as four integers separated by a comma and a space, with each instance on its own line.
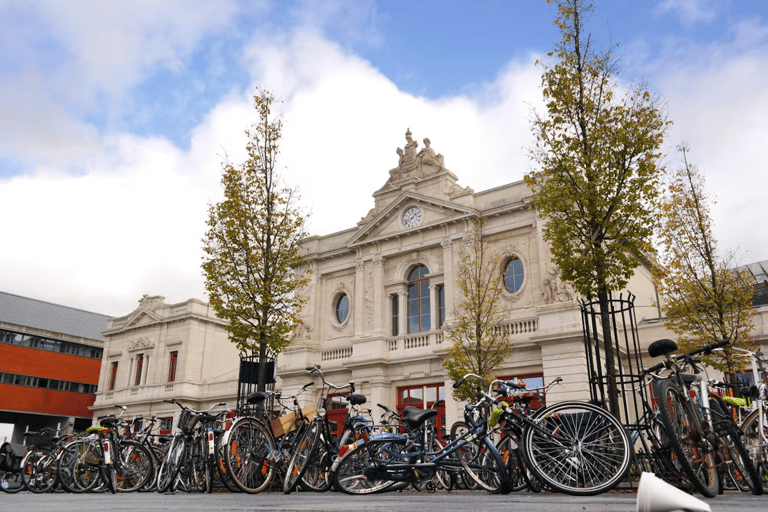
1, 0, 767, 317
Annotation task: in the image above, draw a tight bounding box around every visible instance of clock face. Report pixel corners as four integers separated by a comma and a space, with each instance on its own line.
403, 206, 422, 228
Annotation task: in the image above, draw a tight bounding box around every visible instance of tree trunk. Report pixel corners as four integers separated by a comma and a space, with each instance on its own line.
597, 288, 620, 417
257, 339, 267, 392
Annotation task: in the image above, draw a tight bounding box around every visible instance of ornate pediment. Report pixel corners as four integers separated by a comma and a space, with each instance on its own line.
128, 337, 155, 352
348, 192, 477, 247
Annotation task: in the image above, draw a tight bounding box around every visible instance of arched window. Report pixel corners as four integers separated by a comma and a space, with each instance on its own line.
504, 258, 524, 294
407, 265, 430, 333
335, 294, 350, 323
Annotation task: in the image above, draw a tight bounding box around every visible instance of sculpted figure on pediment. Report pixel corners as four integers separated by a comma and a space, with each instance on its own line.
137, 294, 165, 311
417, 137, 444, 170
388, 129, 446, 185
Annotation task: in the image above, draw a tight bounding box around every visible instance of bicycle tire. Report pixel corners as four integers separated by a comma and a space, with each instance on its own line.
224, 417, 276, 494
709, 395, 762, 495
283, 420, 321, 494
203, 458, 214, 494
740, 407, 768, 492
450, 421, 479, 490
101, 464, 118, 494
57, 439, 101, 493
22, 449, 58, 493
216, 445, 241, 492
115, 441, 154, 492
523, 401, 631, 496
496, 435, 528, 492
1, 469, 25, 493
653, 380, 719, 497
300, 444, 332, 492
457, 435, 510, 494
332, 438, 402, 495
156, 435, 184, 493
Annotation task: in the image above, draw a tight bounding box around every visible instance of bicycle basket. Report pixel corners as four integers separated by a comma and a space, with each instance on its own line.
177, 409, 198, 434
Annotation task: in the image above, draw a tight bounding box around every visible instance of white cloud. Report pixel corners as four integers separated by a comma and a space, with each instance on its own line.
655, 0, 716, 26
651, 23, 768, 264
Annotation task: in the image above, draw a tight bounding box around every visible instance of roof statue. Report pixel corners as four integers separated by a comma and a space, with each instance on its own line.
388, 129, 445, 184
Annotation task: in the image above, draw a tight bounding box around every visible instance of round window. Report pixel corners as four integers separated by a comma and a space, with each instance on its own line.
335, 294, 350, 323
503, 258, 524, 294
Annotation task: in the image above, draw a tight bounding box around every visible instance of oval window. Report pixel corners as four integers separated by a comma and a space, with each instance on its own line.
504, 258, 524, 294
336, 294, 350, 323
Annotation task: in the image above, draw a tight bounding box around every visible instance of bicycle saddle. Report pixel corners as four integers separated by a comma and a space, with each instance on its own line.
346, 393, 366, 406
648, 339, 677, 358
99, 416, 120, 428
246, 391, 270, 404
402, 406, 438, 427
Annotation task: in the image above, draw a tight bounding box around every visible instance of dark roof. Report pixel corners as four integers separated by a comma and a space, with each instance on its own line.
0, 291, 110, 341
739, 260, 768, 307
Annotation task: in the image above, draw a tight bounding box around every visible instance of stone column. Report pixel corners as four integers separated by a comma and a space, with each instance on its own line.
373, 254, 384, 335
355, 257, 364, 335
398, 291, 408, 336
127, 356, 135, 387
441, 238, 454, 323
429, 283, 439, 332
143, 354, 150, 385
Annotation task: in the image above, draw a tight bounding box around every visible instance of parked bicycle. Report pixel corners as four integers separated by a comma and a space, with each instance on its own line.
332, 373, 631, 496
223, 384, 315, 493
155, 399, 227, 493
20, 424, 74, 493
642, 338, 762, 496
57, 405, 154, 493
723, 346, 768, 491
282, 364, 370, 494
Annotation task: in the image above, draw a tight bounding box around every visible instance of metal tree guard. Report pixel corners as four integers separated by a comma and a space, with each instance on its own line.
580, 292, 647, 427
236, 350, 276, 410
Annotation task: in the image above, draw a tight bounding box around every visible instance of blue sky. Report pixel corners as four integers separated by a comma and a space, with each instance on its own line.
1, 0, 767, 315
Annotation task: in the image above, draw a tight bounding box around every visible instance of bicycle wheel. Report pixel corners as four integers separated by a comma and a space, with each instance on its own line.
114, 441, 154, 492
300, 443, 332, 492
740, 407, 768, 492
1, 469, 24, 493
57, 439, 101, 493
709, 395, 762, 495
156, 436, 184, 493
22, 449, 58, 493
450, 421, 479, 490
497, 435, 527, 492
333, 439, 403, 495
457, 435, 510, 494
654, 380, 719, 497
523, 401, 631, 496
225, 418, 276, 494
101, 464, 117, 494
283, 420, 321, 494
215, 444, 241, 492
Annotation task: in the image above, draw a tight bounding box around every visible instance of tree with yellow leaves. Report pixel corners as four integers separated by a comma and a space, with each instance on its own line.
653, 146, 756, 373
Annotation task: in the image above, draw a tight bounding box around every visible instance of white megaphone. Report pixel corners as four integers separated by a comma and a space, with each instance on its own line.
636, 472, 712, 512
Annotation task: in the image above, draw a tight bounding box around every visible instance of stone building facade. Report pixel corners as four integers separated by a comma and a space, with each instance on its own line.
91, 295, 239, 431
278, 130, 662, 429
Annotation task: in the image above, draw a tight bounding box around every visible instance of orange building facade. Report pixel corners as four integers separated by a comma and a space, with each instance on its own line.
0, 292, 108, 443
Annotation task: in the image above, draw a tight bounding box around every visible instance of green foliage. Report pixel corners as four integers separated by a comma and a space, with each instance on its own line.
201, 89, 310, 356
442, 220, 513, 403
526, 0, 667, 299
653, 146, 756, 372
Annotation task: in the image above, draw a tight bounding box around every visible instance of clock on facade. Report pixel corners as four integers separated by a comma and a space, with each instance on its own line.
402, 206, 422, 228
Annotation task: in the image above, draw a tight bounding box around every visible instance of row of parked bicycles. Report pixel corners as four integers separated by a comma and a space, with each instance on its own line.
1, 340, 767, 498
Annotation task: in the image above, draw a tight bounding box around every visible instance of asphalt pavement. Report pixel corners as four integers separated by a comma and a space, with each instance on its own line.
1, 489, 765, 512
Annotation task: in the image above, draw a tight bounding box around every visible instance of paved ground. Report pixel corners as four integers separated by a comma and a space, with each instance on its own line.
0, 489, 765, 512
